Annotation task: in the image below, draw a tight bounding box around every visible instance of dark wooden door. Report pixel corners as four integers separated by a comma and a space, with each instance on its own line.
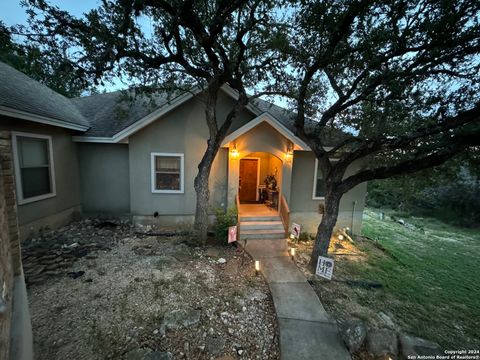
239, 159, 258, 202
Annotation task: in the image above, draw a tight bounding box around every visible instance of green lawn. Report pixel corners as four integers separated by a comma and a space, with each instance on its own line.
357, 208, 480, 349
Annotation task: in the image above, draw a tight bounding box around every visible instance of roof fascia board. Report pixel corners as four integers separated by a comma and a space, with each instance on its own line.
71, 136, 117, 143
0, 106, 89, 131
221, 112, 311, 151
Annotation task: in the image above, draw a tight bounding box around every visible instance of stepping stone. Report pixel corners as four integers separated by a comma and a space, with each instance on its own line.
244, 239, 288, 259
270, 283, 332, 323
278, 318, 351, 360
260, 256, 306, 283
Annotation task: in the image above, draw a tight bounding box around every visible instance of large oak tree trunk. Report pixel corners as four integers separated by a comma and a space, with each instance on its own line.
193, 86, 247, 245
194, 141, 219, 245
309, 189, 342, 270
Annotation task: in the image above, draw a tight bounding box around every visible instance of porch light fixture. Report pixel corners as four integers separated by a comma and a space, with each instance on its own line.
230, 143, 239, 159
255, 260, 260, 275
285, 143, 294, 162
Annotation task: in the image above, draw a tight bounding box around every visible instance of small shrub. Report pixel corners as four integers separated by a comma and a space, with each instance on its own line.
298, 232, 312, 243
214, 207, 238, 243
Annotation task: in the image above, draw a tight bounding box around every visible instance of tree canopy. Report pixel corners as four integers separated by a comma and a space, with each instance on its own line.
0, 21, 87, 97
271, 0, 480, 260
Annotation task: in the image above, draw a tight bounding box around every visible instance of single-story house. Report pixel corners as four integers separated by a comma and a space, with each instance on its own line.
0, 61, 366, 242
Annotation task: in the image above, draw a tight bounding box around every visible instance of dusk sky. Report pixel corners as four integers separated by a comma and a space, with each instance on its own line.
0, 0, 289, 105
1, 1, 100, 27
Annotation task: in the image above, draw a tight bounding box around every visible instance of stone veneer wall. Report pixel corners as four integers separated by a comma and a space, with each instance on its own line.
0, 130, 22, 360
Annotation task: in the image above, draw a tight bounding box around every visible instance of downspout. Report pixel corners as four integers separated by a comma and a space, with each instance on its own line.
351, 201, 357, 237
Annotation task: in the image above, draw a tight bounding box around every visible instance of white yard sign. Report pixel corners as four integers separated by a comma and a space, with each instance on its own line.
316, 256, 335, 280
290, 223, 301, 240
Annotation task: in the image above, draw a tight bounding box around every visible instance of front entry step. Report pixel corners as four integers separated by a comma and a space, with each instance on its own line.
240, 221, 284, 231
240, 215, 281, 222
240, 229, 286, 240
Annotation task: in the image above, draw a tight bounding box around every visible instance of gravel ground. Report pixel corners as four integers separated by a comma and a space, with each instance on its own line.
26, 219, 280, 360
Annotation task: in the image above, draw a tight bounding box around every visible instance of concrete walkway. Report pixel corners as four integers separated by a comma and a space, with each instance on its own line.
245, 239, 351, 360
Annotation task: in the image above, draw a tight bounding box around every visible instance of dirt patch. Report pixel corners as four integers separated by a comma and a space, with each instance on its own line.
26, 219, 280, 360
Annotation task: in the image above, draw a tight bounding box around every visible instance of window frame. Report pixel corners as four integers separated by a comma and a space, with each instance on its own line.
312, 158, 338, 200
150, 152, 185, 194
12, 131, 56, 205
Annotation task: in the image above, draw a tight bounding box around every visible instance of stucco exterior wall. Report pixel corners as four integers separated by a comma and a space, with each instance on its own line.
129, 93, 253, 217
78, 143, 130, 214
290, 151, 367, 235
0, 117, 82, 239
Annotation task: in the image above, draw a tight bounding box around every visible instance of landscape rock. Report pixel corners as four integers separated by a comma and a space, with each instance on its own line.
163, 308, 201, 330
399, 334, 443, 357
124, 348, 172, 360
338, 318, 367, 353
224, 259, 239, 276
206, 248, 221, 258
205, 335, 226, 355
366, 328, 398, 358
124, 348, 153, 360
378, 311, 395, 329
154, 255, 177, 270
246, 289, 267, 302
148, 351, 173, 360
169, 244, 192, 262
218, 258, 226, 264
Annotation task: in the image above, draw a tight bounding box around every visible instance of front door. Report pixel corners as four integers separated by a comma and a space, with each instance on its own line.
239, 158, 258, 202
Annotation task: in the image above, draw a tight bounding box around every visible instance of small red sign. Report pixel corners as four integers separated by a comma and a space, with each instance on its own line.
228, 226, 237, 243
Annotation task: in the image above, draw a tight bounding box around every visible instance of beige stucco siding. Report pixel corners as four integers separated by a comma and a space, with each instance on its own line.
129, 93, 253, 216
290, 151, 367, 235
78, 143, 130, 214
0, 117, 82, 237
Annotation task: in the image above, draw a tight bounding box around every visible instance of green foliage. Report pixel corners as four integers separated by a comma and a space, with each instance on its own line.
367, 155, 480, 227
300, 232, 315, 242
214, 207, 238, 243
0, 22, 88, 97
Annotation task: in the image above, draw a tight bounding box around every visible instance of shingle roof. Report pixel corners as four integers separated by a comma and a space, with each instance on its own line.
70, 89, 184, 137
0, 60, 345, 144
0, 61, 89, 129
251, 98, 348, 146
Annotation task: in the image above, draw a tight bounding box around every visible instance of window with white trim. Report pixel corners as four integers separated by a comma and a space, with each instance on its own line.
151, 152, 184, 193
312, 158, 338, 200
12, 132, 56, 204
312, 159, 325, 199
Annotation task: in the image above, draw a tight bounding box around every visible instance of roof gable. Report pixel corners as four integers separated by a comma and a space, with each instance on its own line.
72, 85, 260, 142
221, 112, 310, 150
